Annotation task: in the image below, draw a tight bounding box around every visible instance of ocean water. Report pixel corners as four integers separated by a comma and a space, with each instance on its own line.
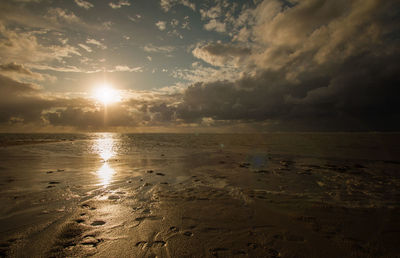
0, 133, 399, 256
0, 132, 399, 201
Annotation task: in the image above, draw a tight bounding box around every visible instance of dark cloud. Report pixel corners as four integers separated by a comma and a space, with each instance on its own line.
0, 72, 181, 130
45, 105, 136, 129
149, 103, 176, 123
193, 42, 251, 67
0, 73, 42, 95
177, 49, 400, 130
180, 0, 400, 131
0, 62, 33, 75
0, 74, 51, 124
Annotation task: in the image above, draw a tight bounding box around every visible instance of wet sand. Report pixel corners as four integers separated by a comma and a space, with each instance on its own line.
0, 133, 399, 257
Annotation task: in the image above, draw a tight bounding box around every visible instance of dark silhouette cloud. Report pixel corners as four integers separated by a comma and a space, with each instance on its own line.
178, 0, 400, 131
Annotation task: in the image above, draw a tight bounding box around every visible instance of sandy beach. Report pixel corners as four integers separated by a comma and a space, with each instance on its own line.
0, 133, 399, 257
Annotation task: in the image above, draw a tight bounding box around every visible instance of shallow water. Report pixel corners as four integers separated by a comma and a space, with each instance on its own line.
0, 133, 399, 257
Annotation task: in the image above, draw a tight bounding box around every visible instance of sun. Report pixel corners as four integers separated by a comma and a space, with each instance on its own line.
93, 83, 121, 105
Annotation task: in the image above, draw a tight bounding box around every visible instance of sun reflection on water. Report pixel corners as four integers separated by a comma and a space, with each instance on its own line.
97, 162, 115, 186
93, 133, 118, 186
94, 134, 116, 162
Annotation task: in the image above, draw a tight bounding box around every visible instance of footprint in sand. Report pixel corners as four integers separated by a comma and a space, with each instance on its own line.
0, 238, 19, 256
80, 236, 102, 247
152, 241, 166, 247
183, 231, 193, 237
135, 241, 166, 249
273, 232, 305, 242
75, 219, 85, 224
247, 243, 258, 249
108, 195, 120, 200
131, 215, 163, 227
52, 222, 85, 253
210, 247, 229, 257
135, 216, 163, 222
135, 241, 147, 248
0, 242, 11, 257
142, 208, 151, 214
234, 250, 247, 255
81, 204, 96, 210
169, 226, 179, 233
91, 220, 106, 226
268, 248, 280, 258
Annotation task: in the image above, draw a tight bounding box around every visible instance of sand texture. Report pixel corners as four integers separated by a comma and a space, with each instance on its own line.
0, 133, 399, 257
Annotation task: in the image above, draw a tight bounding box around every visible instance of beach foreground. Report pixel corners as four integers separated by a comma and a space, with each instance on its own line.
0, 133, 399, 257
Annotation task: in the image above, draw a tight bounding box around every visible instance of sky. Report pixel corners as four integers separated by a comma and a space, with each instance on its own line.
0, 0, 399, 132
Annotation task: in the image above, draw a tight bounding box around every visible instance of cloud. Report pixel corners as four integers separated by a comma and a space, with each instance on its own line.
128, 14, 142, 22
0, 24, 81, 64
109, 65, 143, 72
43, 94, 180, 130
0, 2, 100, 32
109, 0, 130, 9
160, 0, 195, 12
203, 19, 226, 33
172, 62, 241, 83
12, 0, 42, 2
200, 5, 222, 20
46, 8, 81, 24
0, 62, 35, 76
160, 0, 173, 12
78, 43, 92, 52
170, 19, 179, 28
174, 56, 400, 131
29, 64, 84, 73
28, 64, 141, 74
102, 21, 113, 30
0, 72, 178, 130
167, 29, 183, 39
181, 16, 190, 30
179, 0, 195, 11
192, 43, 251, 67
198, 1, 237, 35
0, 73, 41, 94
143, 44, 175, 53
174, 0, 400, 130
0, 74, 51, 124
155, 21, 167, 31
86, 38, 107, 49
45, 105, 138, 129
0, 62, 53, 81
74, 0, 93, 9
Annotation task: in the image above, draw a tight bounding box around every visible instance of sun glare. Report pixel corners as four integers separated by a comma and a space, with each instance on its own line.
93, 83, 121, 105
